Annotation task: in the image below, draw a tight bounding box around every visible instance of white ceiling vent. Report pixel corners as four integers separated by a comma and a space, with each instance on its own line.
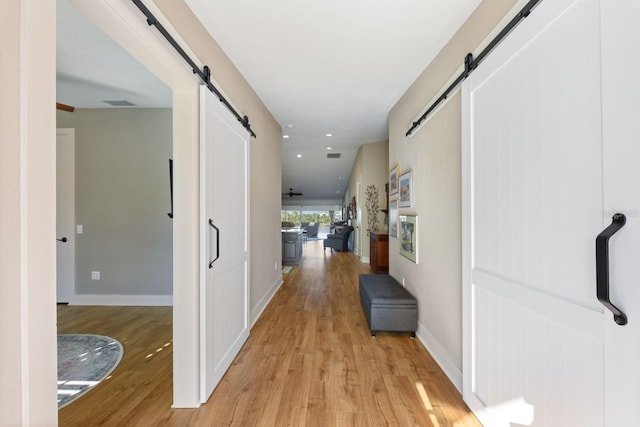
102, 100, 136, 106
327, 153, 341, 159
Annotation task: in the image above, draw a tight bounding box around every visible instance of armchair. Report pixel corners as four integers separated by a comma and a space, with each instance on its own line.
323, 226, 354, 252
306, 222, 319, 237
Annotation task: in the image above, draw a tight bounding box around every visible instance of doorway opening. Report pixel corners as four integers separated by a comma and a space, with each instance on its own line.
56, 0, 175, 413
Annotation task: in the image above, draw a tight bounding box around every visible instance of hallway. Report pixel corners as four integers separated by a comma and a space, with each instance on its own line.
58, 240, 479, 426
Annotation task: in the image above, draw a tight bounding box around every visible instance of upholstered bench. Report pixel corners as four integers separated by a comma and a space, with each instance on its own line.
359, 274, 417, 338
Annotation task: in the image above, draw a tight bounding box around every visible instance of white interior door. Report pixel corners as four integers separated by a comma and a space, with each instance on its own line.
56, 128, 75, 303
200, 86, 250, 402
462, 0, 639, 425
601, 1, 640, 424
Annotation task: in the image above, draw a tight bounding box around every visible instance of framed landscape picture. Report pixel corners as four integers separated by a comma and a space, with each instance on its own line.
398, 169, 413, 207
389, 199, 398, 238
399, 214, 418, 263
389, 165, 399, 196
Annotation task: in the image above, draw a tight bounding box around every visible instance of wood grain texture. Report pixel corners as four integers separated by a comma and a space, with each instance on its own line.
58, 240, 480, 426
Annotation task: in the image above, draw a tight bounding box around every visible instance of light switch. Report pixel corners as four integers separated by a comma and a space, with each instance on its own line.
76, 225, 83, 234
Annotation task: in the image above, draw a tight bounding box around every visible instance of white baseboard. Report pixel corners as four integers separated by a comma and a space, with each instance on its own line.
68, 294, 173, 306
416, 321, 462, 392
361, 256, 370, 263
250, 275, 284, 327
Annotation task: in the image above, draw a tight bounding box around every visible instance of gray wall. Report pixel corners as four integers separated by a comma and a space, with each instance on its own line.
57, 108, 172, 296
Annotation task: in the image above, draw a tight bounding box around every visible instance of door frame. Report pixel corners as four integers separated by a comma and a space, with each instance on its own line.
70, 0, 203, 407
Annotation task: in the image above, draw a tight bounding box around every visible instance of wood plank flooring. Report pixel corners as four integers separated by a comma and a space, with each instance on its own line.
58, 240, 481, 426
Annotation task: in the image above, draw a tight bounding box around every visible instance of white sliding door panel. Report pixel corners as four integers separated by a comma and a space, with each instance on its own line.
460, 0, 640, 425
601, 1, 640, 424
472, 271, 604, 425
200, 86, 250, 402
470, 0, 602, 310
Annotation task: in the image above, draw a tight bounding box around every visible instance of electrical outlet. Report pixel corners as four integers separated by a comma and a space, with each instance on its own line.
91, 271, 100, 280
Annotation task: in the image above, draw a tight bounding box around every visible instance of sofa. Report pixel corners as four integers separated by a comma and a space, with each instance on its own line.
323, 226, 354, 252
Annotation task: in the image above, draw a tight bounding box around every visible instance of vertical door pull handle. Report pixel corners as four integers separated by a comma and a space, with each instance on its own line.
209, 219, 220, 268
596, 213, 627, 326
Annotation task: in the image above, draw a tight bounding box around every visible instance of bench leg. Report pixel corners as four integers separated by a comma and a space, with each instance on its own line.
371, 331, 376, 338
410, 331, 416, 339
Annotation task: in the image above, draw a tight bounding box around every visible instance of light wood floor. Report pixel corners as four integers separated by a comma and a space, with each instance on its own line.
58, 240, 480, 426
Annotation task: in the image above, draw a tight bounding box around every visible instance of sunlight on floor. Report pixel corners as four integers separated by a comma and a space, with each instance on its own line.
145, 341, 172, 359
454, 413, 482, 427
415, 381, 441, 427
415, 380, 534, 426
475, 397, 534, 426
415, 381, 433, 410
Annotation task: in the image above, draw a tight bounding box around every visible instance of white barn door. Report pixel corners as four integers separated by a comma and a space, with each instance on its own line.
56, 128, 75, 303
200, 86, 250, 402
462, 0, 640, 425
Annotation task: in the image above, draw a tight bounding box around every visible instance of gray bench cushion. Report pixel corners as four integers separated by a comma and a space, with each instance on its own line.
359, 274, 417, 336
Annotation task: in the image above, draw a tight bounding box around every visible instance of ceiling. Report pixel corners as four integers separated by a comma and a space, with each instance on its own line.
56, 0, 171, 108
57, 0, 481, 203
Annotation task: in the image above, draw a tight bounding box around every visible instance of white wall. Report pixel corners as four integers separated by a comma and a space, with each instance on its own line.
0, 1, 58, 424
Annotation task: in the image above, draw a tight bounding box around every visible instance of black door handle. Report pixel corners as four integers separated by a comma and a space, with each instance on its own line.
596, 213, 627, 326
208, 219, 220, 268
57, 237, 68, 243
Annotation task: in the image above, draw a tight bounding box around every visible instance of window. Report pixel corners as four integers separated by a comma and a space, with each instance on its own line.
281, 205, 342, 237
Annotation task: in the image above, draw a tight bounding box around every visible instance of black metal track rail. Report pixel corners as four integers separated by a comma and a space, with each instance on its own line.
132, 0, 257, 138
405, 0, 542, 137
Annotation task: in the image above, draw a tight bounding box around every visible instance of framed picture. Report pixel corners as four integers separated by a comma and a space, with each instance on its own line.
399, 214, 418, 263
398, 169, 413, 207
389, 199, 398, 238
389, 165, 399, 196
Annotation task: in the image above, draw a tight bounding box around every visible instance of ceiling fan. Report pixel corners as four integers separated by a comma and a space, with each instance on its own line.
282, 188, 303, 197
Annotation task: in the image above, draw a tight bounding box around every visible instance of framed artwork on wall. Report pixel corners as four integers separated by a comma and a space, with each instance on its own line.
389, 165, 399, 196
389, 199, 398, 238
398, 169, 413, 207
399, 214, 418, 263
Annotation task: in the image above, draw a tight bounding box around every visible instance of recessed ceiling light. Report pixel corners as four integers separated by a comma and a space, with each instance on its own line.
296, 154, 302, 158
326, 133, 333, 137
286, 124, 294, 129
283, 135, 289, 139
326, 146, 332, 150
